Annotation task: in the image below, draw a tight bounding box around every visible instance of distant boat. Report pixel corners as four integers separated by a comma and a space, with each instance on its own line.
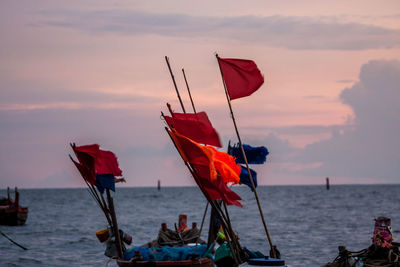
0, 187, 28, 226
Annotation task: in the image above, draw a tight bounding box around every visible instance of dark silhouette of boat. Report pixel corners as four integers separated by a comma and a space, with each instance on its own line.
0, 187, 28, 226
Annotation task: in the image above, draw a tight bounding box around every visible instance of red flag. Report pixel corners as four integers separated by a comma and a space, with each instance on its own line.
168, 130, 242, 207
217, 56, 264, 100
164, 110, 222, 147
95, 150, 123, 177
70, 156, 96, 185
73, 144, 122, 176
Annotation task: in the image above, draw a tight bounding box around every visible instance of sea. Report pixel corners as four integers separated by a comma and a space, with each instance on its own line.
0, 185, 399, 267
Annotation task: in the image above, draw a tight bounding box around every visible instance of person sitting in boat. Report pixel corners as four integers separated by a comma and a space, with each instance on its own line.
177, 214, 189, 233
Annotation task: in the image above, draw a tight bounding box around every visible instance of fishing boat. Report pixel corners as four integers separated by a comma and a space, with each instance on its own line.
324, 217, 400, 267
0, 187, 28, 226
69, 143, 215, 266
117, 55, 285, 267
70, 54, 286, 266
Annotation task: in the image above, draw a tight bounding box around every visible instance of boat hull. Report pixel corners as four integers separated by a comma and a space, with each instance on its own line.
116, 257, 214, 267
0, 206, 28, 226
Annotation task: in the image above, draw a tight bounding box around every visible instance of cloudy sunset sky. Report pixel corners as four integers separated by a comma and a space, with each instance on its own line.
1, 0, 400, 188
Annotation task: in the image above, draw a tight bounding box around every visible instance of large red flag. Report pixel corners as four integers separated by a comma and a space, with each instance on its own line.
164, 110, 222, 147
168, 130, 242, 207
217, 56, 264, 100
73, 144, 123, 176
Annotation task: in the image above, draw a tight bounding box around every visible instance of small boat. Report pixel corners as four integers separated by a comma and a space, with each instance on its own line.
324, 217, 400, 267
0, 187, 28, 226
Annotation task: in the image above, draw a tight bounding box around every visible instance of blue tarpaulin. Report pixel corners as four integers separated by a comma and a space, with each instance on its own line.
123, 245, 210, 261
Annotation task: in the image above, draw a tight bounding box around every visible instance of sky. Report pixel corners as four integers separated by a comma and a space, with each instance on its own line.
1, 0, 400, 188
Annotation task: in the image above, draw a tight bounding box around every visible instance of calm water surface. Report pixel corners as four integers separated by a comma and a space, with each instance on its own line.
0, 185, 399, 267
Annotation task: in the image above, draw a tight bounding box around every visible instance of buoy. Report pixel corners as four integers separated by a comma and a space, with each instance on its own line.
96, 228, 109, 243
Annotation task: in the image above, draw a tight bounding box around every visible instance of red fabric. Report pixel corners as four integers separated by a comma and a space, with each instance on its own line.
95, 150, 123, 176
165, 111, 222, 147
70, 156, 96, 185
206, 147, 241, 184
73, 145, 122, 176
168, 130, 242, 207
217, 57, 264, 100
169, 130, 217, 180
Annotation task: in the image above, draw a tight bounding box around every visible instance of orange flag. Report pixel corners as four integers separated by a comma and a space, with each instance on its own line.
168, 130, 242, 207
206, 146, 241, 184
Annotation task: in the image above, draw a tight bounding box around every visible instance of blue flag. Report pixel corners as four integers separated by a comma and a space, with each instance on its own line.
96, 174, 115, 193
239, 166, 257, 191
228, 143, 269, 164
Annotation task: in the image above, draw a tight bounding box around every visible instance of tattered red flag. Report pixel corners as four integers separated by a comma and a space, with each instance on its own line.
168, 130, 242, 207
217, 56, 264, 100
164, 110, 222, 147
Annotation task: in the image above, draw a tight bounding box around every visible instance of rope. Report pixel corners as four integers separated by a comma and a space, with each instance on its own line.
0, 230, 28, 250
105, 256, 117, 267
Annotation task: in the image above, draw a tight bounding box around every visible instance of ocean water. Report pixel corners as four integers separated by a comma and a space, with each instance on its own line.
0, 185, 399, 267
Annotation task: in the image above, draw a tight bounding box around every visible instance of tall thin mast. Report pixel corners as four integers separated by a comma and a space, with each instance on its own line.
216, 54, 276, 258
164, 58, 242, 262
182, 68, 197, 113
165, 56, 186, 113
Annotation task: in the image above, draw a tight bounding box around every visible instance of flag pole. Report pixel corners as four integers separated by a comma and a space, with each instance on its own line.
165, 56, 186, 113
182, 68, 197, 113
164, 127, 243, 265
179, 70, 217, 256
164, 59, 242, 262
216, 54, 276, 258
106, 189, 123, 259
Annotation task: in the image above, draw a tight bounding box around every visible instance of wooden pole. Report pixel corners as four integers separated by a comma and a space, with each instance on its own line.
0, 230, 28, 250
165, 56, 186, 113
193, 202, 208, 254
178, 69, 212, 254
216, 54, 276, 258
68, 153, 112, 227
182, 68, 197, 113
166, 69, 217, 256
164, 127, 242, 265
164, 62, 241, 263
106, 189, 123, 259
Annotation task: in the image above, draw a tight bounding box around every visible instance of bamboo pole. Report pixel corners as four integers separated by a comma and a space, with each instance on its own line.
193, 202, 208, 254
106, 189, 123, 259
164, 127, 242, 265
0, 230, 28, 250
166, 65, 213, 256
164, 59, 241, 263
182, 68, 197, 113
165, 56, 186, 113
216, 54, 276, 258
68, 153, 112, 227
175, 71, 214, 255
